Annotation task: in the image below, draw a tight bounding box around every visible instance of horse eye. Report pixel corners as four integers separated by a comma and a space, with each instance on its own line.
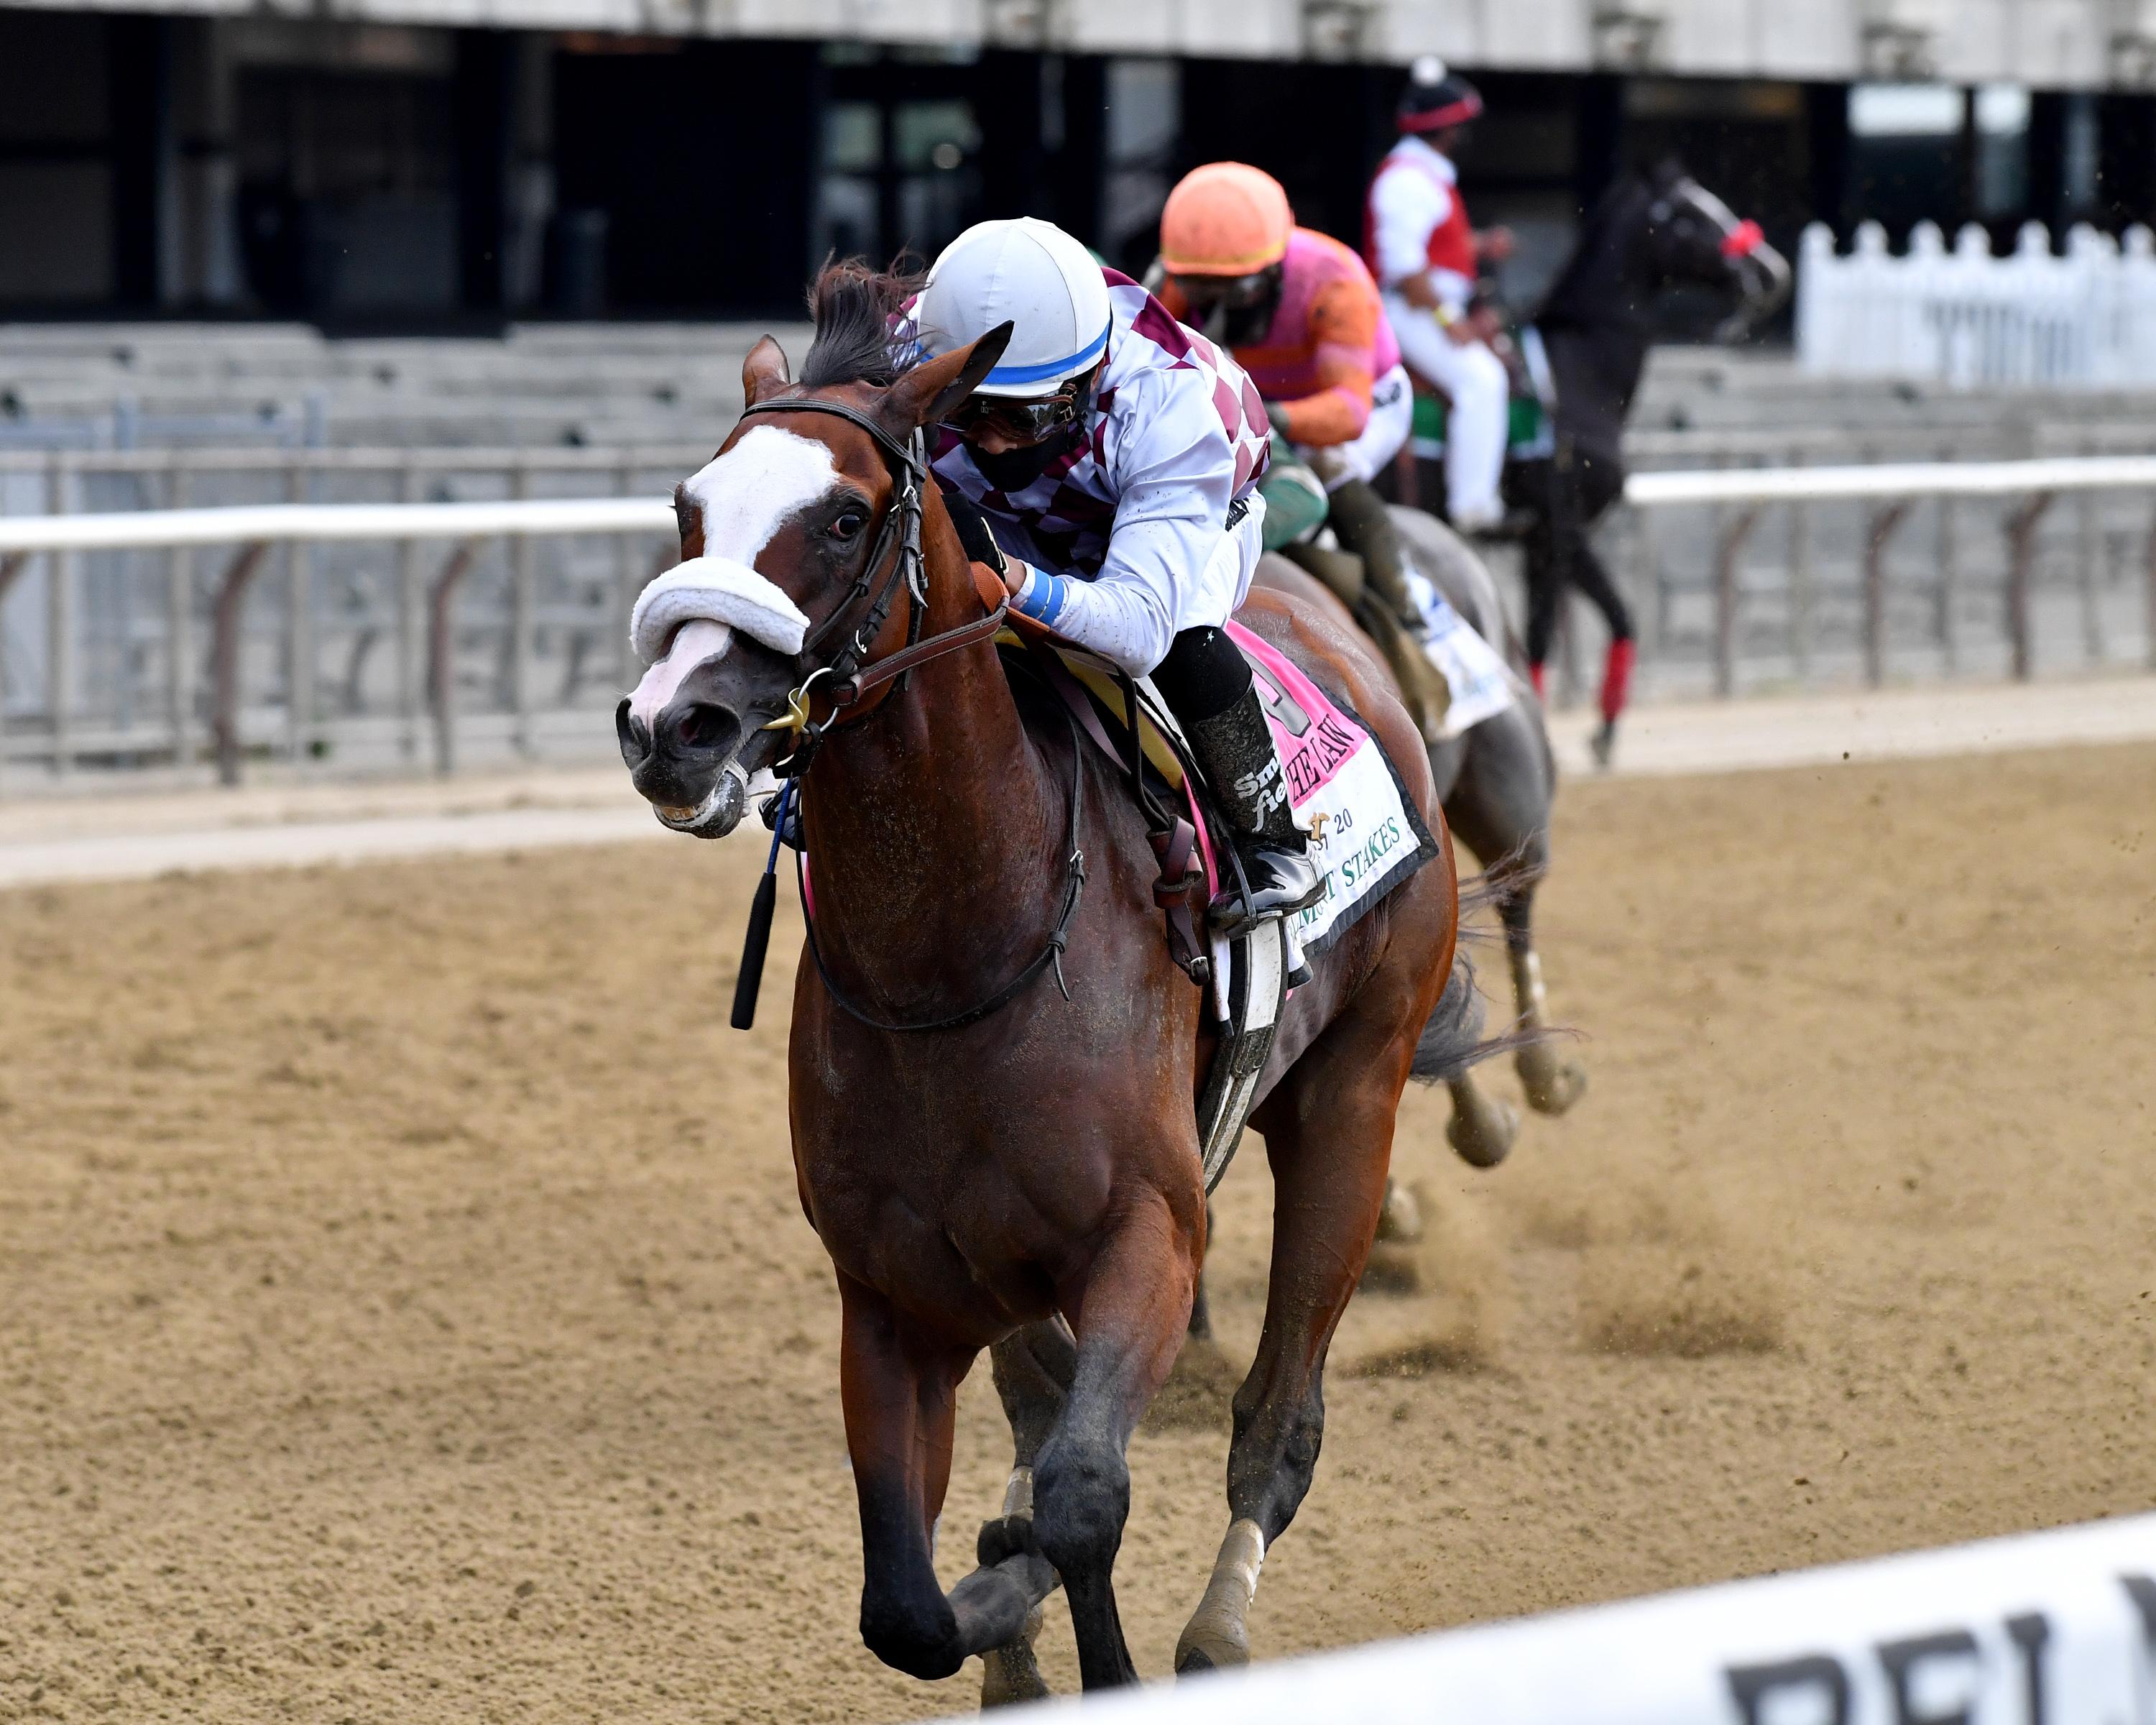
831, 511, 866, 539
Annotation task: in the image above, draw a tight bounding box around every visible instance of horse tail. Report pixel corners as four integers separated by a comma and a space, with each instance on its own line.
1409, 903, 1571, 1084
1409, 954, 1491, 1085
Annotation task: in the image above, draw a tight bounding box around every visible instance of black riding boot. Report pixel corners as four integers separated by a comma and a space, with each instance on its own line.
1330, 481, 1455, 740
1153, 627, 1326, 939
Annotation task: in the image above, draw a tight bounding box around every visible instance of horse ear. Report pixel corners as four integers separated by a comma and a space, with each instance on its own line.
743, 336, 791, 407
880, 323, 1015, 434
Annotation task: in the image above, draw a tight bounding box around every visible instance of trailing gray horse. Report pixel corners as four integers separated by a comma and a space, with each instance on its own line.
1240, 507, 1583, 1229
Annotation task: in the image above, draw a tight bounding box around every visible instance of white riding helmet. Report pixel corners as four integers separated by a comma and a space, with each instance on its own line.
914, 217, 1112, 400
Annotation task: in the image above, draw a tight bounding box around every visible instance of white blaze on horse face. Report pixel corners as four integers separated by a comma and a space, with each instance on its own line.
683, 424, 842, 564
628, 426, 841, 727
628, 619, 732, 730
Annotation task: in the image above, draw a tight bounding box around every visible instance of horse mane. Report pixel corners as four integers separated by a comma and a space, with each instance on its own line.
1534, 172, 1651, 328
798, 257, 923, 390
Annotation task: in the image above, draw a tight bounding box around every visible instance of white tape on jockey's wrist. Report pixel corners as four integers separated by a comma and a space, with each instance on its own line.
630, 555, 811, 666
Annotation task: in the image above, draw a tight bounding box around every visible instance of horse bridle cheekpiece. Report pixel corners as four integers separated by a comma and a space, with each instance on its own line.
724, 392, 1087, 1039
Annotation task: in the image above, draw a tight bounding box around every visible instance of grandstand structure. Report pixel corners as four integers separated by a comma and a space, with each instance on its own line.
6, 1, 2156, 325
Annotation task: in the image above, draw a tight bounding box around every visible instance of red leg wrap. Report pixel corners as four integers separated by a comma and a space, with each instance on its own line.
1526, 661, 1547, 701
1598, 639, 1635, 723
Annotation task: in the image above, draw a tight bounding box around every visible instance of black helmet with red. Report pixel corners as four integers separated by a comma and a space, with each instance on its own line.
1397, 55, 1483, 137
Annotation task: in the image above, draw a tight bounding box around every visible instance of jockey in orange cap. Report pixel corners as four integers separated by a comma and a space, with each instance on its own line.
1366, 57, 1515, 534
1153, 161, 1453, 740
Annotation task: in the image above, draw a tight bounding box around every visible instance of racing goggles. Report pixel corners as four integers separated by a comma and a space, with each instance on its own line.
1172, 270, 1278, 313
942, 374, 1092, 444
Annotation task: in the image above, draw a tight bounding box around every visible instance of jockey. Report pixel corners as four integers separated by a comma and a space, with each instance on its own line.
1151, 161, 1453, 742
906, 216, 1325, 939
1365, 56, 1515, 533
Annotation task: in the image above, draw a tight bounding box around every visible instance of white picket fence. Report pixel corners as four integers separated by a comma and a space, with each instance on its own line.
1797, 218, 2156, 389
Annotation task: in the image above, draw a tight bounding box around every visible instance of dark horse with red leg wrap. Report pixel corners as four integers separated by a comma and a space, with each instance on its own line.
1423, 162, 1791, 765
615, 267, 1500, 1697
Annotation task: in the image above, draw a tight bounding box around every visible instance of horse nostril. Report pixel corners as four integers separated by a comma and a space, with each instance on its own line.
615, 699, 651, 767
673, 702, 735, 753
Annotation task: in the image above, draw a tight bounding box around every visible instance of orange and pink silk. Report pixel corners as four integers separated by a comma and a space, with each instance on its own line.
1159, 227, 1403, 449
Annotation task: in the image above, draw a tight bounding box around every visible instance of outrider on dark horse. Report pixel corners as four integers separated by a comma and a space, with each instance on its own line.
615, 262, 1509, 1699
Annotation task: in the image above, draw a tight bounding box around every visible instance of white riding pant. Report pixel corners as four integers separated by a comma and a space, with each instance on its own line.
1383, 294, 1508, 526
1299, 363, 1413, 494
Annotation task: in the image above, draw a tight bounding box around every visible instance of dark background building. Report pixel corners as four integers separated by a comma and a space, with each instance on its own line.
4, 7, 2156, 326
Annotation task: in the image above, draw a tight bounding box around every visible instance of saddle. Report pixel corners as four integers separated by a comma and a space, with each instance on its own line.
1405, 323, 1557, 463
970, 563, 1439, 1188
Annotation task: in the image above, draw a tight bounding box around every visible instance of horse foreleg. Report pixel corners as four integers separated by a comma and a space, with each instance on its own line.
1179, 1069, 1393, 1675
1499, 886, 1586, 1116
837, 1274, 1056, 1683
977, 1320, 1079, 1707
1033, 1195, 1197, 1691
1442, 710, 1584, 1116
1445, 1072, 1521, 1166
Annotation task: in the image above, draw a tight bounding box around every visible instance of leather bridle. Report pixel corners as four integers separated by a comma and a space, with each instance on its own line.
737, 394, 1008, 765
732, 390, 1087, 1036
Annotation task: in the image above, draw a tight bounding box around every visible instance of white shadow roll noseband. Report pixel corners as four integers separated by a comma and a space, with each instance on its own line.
630, 556, 812, 666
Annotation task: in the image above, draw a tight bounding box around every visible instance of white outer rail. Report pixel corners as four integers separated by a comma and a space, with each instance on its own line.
0, 456, 2149, 547
0, 456, 2150, 546
0, 495, 676, 553
963, 1512, 2156, 1725
1626, 455, 2156, 508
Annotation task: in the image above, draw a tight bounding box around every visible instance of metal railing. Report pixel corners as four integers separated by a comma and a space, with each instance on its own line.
2, 452, 2155, 795
0, 494, 675, 791
1617, 456, 2156, 697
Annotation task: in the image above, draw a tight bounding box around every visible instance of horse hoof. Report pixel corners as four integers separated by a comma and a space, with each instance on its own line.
980, 1604, 1051, 1708
1447, 1092, 1519, 1169
1373, 1180, 1425, 1246
1174, 1612, 1249, 1677
1520, 1054, 1588, 1117
1590, 721, 1616, 770
975, 1516, 1059, 1607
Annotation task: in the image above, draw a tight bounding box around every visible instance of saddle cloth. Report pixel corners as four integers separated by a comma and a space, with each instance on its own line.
1404, 573, 1515, 740
1028, 619, 1439, 973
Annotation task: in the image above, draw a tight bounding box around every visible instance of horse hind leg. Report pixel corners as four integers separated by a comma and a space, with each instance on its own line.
1415, 953, 1520, 1167
1440, 714, 1584, 1118
1179, 1057, 1398, 1675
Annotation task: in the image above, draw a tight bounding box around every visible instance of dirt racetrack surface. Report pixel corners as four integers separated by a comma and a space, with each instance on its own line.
2, 742, 2152, 1722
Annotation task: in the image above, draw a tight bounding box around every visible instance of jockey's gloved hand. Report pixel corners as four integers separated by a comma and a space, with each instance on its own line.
942, 487, 1009, 579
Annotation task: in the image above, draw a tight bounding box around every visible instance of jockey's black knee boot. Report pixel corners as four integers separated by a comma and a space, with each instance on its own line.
1318, 481, 1453, 743
1326, 479, 1414, 622
1153, 627, 1325, 937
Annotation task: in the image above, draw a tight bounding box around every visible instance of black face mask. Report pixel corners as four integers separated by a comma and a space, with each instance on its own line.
969, 424, 1077, 493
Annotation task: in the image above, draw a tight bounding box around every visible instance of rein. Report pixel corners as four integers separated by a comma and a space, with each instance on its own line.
725, 392, 1087, 1036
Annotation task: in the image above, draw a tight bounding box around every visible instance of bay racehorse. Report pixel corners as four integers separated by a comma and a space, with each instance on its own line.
615, 264, 1501, 1696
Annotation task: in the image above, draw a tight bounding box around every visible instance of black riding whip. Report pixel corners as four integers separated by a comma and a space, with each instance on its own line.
730, 779, 791, 1031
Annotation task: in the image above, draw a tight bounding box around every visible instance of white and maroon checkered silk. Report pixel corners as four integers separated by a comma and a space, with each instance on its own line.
907, 271, 1273, 674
